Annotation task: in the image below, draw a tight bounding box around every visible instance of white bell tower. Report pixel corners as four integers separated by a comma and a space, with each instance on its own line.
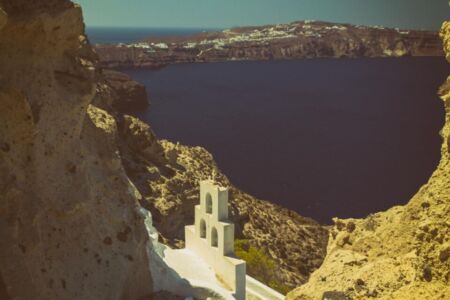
185, 180, 246, 300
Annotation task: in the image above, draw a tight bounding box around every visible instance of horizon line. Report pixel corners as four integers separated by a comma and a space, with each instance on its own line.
85, 19, 439, 32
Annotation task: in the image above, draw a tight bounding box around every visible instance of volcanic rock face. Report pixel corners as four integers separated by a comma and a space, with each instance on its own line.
95, 21, 443, 69
0, 1, 153, 299
102, 69, 149, 113
287, 22, 450, 300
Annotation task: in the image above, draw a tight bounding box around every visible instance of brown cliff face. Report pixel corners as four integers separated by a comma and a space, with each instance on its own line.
0, 1, 153, 299
94, 21, 443, 69
287, 22, 450, 300
102, 69, 149, 113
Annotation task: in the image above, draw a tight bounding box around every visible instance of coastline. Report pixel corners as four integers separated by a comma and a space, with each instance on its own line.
93, 20, 444, 69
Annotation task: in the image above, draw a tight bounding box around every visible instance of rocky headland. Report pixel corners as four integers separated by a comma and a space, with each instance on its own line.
287, 22, 450, 300
101, 69, 148, 113
95, 21, 443, 69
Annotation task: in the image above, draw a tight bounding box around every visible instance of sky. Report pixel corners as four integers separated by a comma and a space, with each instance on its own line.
74, 0, 449, 31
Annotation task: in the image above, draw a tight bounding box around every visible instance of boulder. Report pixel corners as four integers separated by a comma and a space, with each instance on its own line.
103, 69, 149, 113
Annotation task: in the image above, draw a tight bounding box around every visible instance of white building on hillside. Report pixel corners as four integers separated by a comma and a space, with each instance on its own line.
185, 180, 246, 300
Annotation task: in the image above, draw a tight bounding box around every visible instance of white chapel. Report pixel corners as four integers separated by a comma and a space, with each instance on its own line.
151, 179, 285, 299
185, 180, 247, 300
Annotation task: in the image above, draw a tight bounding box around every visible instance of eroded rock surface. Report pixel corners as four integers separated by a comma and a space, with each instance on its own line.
287, 22, 450, 300
102, 69, 149, 113
0, 1, 153, 299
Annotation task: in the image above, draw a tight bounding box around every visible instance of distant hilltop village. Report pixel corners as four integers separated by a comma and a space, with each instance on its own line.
95, 20, 443, 69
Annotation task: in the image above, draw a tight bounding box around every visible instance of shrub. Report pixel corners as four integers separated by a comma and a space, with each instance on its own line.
234, 239, 291, 295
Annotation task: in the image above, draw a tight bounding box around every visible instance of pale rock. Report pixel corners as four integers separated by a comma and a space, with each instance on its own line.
0, 1, 154, 299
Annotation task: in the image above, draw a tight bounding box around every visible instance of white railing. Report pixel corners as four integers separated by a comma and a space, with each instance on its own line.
246, 275, 285, 300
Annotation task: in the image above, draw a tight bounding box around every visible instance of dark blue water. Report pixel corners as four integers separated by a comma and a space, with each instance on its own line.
123, 57, 448, 223
86, 27, 220, 44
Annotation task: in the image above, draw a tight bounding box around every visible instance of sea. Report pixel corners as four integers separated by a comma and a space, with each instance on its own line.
87, 27, 449, 223
86, 27, 221, 44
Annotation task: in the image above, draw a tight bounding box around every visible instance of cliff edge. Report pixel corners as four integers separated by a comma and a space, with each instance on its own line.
0, 1, 154, 299
287, 22, 450, 300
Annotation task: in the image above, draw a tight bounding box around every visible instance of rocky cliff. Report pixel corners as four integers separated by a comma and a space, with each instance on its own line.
95, 21, 443, 69
287, 22, 450, 300
0, 1, 154, 299
102, 69, 149, 113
